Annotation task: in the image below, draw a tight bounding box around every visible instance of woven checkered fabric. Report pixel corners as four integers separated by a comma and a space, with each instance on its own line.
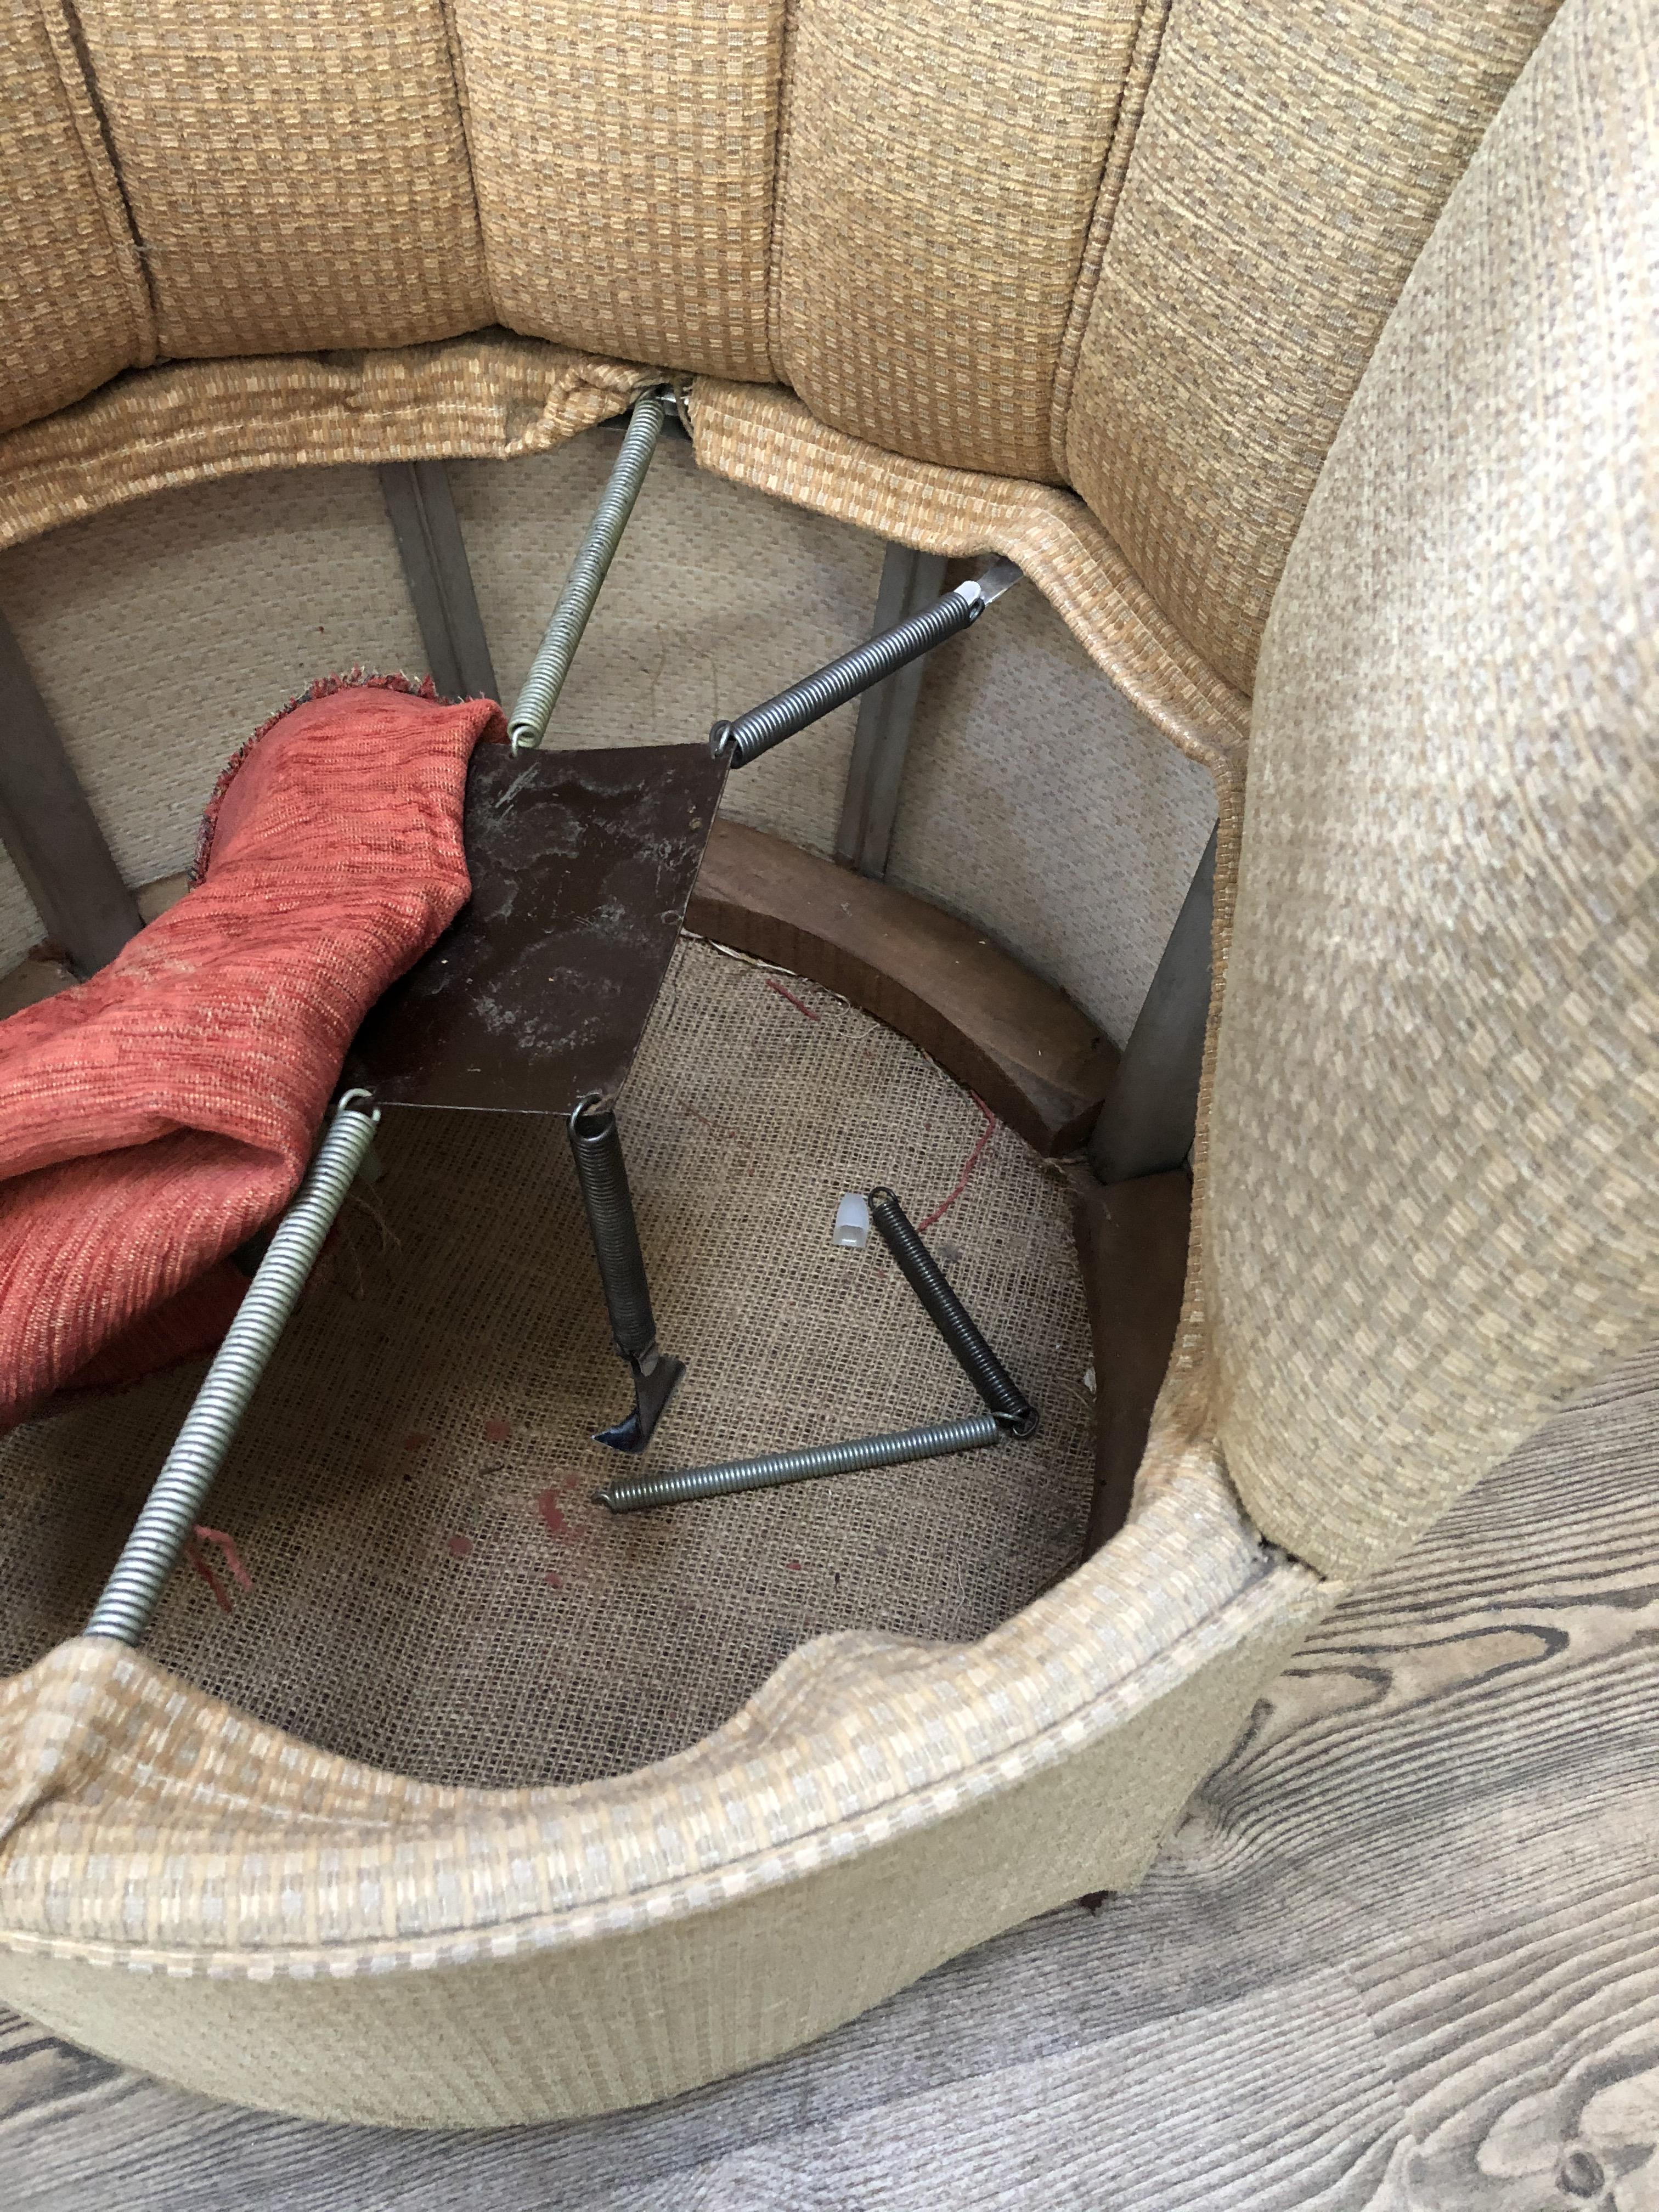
1160, 0, 1659, 1578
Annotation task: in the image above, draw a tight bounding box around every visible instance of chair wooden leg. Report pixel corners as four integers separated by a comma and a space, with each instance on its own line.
1086, 826, 1216, 1184
1072, 1166, 1193, 1555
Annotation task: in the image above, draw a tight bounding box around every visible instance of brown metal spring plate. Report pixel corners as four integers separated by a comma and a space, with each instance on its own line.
346, 741, 727, 1115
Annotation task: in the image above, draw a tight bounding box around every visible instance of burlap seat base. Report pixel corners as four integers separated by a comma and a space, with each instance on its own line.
0, 938, 1095, 1791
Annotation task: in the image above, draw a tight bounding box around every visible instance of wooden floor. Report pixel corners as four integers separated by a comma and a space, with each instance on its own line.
3, 1344, 1655, 2211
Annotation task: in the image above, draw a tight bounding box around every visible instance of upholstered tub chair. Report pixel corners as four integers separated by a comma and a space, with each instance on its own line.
0, 0, 1652, 2125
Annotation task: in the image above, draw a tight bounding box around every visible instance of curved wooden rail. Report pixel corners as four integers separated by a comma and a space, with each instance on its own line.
687, 821, 1119, 1156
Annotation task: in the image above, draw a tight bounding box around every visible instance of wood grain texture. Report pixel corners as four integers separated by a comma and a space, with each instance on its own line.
3, 1345, 1652, 2209
688, 820, 1119, 1153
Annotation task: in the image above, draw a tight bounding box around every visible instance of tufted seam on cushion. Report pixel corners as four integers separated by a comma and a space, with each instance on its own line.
460, 1, 784, 383
32, 0, 154, 370
772, 0, 1143, 483
1047, 0, 1173, 482
1064, 0, 1562, 697
763, 0, 802, 386
433, 0, 500, 327
70, 0, 493, 363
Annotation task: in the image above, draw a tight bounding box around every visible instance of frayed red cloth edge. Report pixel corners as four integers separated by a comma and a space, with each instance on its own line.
0, 673, 502, 1428
191, 668, 441, 883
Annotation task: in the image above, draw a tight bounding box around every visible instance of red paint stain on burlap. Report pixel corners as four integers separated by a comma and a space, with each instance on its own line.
447, 1533, 473, 1559
535, 1489, 567, 1539
483, 1419, 511, 1444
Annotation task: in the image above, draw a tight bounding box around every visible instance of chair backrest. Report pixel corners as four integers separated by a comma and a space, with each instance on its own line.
2, 0, 1561, 692
1190, 0, 1657, 1579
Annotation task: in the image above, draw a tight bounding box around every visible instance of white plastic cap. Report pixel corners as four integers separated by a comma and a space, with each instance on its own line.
833, 1193, 871, 1250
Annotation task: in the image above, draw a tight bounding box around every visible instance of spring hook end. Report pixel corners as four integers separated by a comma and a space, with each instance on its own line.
866, 1184, 1038, 1440
568, 1098, 686, 1452
594, 1347, 685, 1454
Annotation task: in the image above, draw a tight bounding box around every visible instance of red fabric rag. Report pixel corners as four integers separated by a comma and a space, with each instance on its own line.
0, 675, 504, 1429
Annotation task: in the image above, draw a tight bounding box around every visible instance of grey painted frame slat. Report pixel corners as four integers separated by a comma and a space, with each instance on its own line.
378, 460, 500, 704
0, 608, 142, 976
1088, 824, 1217, 1183
834, 544, 949, 879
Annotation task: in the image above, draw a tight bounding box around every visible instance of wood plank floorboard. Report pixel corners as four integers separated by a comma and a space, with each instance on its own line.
3, 1345, 1655, 2210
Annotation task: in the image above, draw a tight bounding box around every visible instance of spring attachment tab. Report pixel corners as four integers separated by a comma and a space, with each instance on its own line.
568, 1097, 684, 1452
868, 1187, 1039, 1437
710, 556, 1022, 770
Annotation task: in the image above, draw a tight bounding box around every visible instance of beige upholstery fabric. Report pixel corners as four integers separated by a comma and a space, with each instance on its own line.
0, 1463, 1326, 2124
0, 870, 40, 982
885, 567, 1216, 1048
687, 380, 1248, 775
0, 469, 425, 905
1064, 0, 1561, 692
0, 0, 150, 437
459, 0, 783, 381
0, 0, 1649, 2130
72, 0, 490, 359
774, 0, 1139, 482
1178, 0, 1658, 1580
0, 335, 647, 554
1046, 0, 1173, 481
0, 0, 1571, 701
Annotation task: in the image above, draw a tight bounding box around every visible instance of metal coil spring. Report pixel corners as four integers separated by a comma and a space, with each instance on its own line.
711, 585, 980, 769
86, 1097, 380, 1646
596, 1415, 1000, 1513
508, 391, 667, 752
568, 1102, 656, 1358
868, 1189, 1039, 1436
